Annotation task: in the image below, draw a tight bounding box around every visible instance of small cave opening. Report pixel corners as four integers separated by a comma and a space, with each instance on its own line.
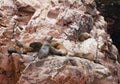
95, 1, 120, 62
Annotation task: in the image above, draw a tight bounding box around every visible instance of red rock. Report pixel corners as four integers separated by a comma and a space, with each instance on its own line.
0, 0, 120, 84
47, 8, 60, 19
0, 53, 25, 84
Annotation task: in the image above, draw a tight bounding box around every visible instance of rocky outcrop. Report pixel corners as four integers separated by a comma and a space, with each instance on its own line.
0, 0, 120, 84
17, 56, 111, 84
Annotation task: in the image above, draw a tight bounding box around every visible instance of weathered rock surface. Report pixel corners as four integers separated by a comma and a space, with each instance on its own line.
0, 0, 120, 84
17, 56, 111, 84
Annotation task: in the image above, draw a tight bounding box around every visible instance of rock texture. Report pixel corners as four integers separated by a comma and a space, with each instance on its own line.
18, 56, 111, 84
0, 0, 120, 84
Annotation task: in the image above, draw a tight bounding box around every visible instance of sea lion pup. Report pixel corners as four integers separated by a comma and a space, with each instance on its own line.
37, 36, 53, 59
29, 42, 42, 52
7, 42, 28, 55
50, 40, 68, 56
70, 52, 98, 63
15, 40, 42, 53
15, 39, 34, 54
78, 32, 91, 41
101, 42, 117, 62
76, 53, 96, 61
7, 46, 31, 55
8, 47, 18, 55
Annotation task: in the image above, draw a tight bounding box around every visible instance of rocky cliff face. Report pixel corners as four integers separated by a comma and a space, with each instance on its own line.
0, 0, 120, 84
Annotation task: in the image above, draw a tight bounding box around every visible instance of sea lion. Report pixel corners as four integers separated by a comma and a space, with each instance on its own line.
74, 53, 96, 61
29, 42, 42, 52
8, 37, 68, 59
37, 36, 53, 59
50, 40, 68, 56
78, 32, 91, 41
100, 42, 118, 62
